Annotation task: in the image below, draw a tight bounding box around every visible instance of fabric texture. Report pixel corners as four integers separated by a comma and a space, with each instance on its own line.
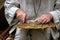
4, 0, 60, 40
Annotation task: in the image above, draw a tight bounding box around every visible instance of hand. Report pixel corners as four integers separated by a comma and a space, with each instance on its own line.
16, 9, 26, 23
37, 13, 53, 23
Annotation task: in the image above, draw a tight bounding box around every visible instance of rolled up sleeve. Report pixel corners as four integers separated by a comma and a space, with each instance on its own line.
4, 0, 20, 24
8, 7, 19, 17
49, 0, 60, 23
49, 11, 59, 23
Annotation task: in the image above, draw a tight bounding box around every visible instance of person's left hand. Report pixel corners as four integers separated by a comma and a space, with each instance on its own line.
37, 13, 53, 23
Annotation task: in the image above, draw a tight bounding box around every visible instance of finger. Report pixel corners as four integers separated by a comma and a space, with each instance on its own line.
17, 15, 23, 22
19, 18, 23, 22
22, 17, 25, 23
16, 16, 21, 20
22, 15, 26, 23
39, 15, 45, 19
38, 18, 44, 23
38, 17, 46, 23
45, 19, 50, 23
42, 18, 47, 23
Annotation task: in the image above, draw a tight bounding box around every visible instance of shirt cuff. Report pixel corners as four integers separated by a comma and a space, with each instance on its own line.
49, 11, 59, 23
8, 7, 19, 17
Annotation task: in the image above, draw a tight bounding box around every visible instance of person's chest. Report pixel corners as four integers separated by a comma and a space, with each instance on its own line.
19, 0, 55, 11
19, 0, 56, 19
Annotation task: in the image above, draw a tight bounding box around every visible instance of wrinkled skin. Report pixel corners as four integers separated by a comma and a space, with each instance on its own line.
16, 9, 26, 23
37, 13, 53, 23
16, 9, 53, 24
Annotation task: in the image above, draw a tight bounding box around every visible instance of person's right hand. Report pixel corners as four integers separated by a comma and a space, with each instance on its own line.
16, 9, 26, 23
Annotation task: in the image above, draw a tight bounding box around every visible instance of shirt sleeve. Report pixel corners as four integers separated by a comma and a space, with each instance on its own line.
4, 0, 20, 24
49, 0, 60, 23
49, 10, 60, 23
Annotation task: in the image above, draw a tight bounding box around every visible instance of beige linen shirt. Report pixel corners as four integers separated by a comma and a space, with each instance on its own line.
4, 0, 60, 40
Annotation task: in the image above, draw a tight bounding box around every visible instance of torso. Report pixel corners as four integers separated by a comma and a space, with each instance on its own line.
19, 0, 56, 19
